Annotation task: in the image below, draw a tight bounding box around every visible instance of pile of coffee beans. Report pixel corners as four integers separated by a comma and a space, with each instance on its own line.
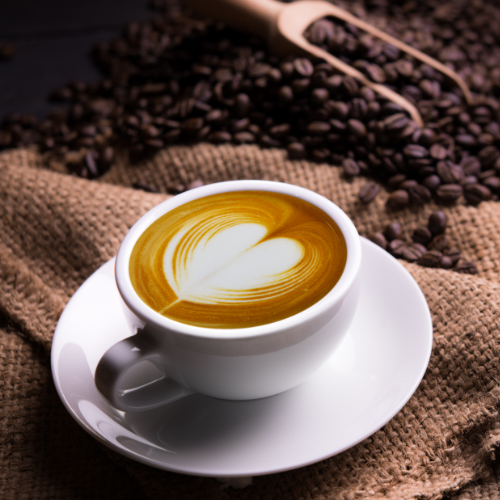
370, 210, 477, 274
303, 2, 500, 209
0, 0, 499, 207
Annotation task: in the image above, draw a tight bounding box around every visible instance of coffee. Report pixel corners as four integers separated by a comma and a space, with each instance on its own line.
129, 190, 347, 328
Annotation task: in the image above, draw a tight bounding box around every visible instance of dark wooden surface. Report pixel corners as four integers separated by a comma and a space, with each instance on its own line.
0, 0, 152, 120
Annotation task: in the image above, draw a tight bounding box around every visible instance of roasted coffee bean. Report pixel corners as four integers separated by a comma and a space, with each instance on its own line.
310, 88, 329, 107
461, 157, 482, 176
418, 250, 443, 268
342, 158, 360, 177
436, 161, 464, 184
294, 58, 314, 77
455, 261, 478, 275
365, 64, 386, 83
100, 146, 114, 167
347, 119, 366, 138
384, 221, 402, 241
260, 135, 281, 148
440, 256, 453, 269
324, 100, 349, 120
436, 184, 463, 202
395, 59, 413, 77
412, 226, 432, 245
234, 94, 251, 117
403, 144, 428, 159
287, 142, 306, 159
370, 232, 387, 250
422, 175, 441, 192
164, 129, 181, 143
307, 121, 330, 135
389, 239, 405, 257
382, 113, 409, 132
234, 132, 255, 143
341, 76, 359, 95
400, 246, 420, 262
278, 86, 294, 102
429, 144, 448, 160
387, 174, 406, 190
145, 138, 164, 151
428, 234, 449, 252
443, 247, 461, 265
407, 184, 431, 205
386, 190, 409, 209
358, 182, 380, 204
478, 146, 500, 168
181, 118, 203, 134
463, 183, 492, 205
482, 176, 500, 192
269, 124, 291, 138
428, 211, 448, 235
409, 242, 427, 258
477, 169, 496, 181
209, 131, 232, 143
205, 109, 223, 122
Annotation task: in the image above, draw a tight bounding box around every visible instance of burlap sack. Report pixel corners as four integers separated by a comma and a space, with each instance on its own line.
1, 144, 500, 499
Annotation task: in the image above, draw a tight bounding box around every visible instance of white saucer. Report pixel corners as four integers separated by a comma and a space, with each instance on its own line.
51, 237, 432, 478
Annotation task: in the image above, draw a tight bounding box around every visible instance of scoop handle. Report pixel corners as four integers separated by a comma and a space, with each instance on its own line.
184, 0, 284, 40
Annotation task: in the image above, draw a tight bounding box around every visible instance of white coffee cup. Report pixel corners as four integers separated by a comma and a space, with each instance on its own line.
95, 180, 362, 411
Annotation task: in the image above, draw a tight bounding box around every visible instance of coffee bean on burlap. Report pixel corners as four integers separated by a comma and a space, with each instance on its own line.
444, 247, 461, 265
386, 190, 409, 209
342, 158, 360, 177
401, 245, 421, 262
407, 184, 431, 205
440, 255, 454, 269
428, 234, 450, 252
455, 260, 478, 274
418, 250, 443, 268
428, 211, 447, 235
383, 221, 402, 241
287, 142, 306, 159
413, 226, 433, 245
422, 175, 441, 191
483, 176, 500, 193
436, 184, 463, 203
409, 242, 427, 258
358, 182, 380, 204
389, 238, 405, 257
430, 143, 448, 160
463, 184, 492, 205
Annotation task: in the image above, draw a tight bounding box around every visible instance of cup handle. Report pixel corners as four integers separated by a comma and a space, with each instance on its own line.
95, 331, 193, 412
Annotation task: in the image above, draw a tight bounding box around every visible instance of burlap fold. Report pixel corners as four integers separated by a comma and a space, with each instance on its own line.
1, 144, 500, 499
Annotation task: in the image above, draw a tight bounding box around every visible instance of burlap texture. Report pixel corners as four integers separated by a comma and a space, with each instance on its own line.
1, 143, 500, 499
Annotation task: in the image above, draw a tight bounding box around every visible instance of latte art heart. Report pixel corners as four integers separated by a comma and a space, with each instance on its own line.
130, 191, 347, 328
164, 220, 305, 305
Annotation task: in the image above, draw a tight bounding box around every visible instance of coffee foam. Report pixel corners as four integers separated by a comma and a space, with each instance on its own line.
130, 191, 346, 328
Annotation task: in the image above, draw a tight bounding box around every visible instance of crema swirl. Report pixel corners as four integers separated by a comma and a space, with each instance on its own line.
129, 191, 347, 328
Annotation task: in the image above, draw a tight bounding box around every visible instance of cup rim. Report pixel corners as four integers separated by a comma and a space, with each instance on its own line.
115, 180, 362, 340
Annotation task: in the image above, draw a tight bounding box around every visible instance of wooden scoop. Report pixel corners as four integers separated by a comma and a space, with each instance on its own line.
184, 0, 473, 127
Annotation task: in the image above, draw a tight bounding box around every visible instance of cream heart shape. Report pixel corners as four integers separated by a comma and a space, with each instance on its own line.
163, 221, 304, 305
